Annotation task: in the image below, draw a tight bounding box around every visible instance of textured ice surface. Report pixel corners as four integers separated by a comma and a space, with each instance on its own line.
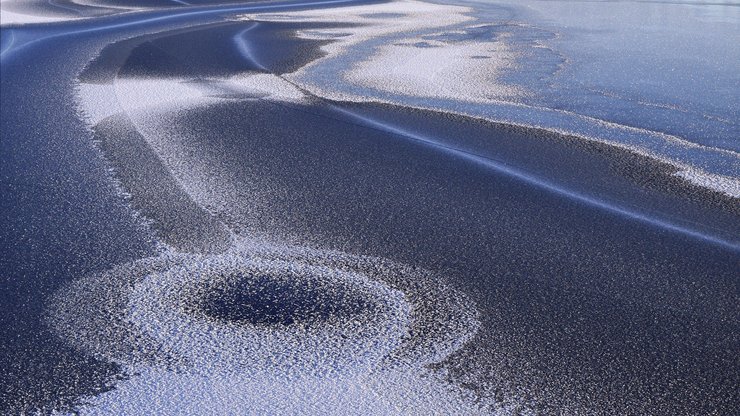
0, 0, 182, 25
33, 1, 739, 413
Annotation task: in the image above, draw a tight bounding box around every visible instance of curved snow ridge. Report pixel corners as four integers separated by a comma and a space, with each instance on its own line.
83, 74, 308, 229
46, 239, 488, 415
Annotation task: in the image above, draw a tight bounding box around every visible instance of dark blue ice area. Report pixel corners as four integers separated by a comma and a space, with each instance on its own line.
0, 25, 157, 414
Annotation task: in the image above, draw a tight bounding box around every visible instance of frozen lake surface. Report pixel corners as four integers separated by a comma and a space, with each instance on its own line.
1, 0, 738, 414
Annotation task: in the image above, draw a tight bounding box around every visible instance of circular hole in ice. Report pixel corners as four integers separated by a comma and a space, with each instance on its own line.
192, 271, 379, 327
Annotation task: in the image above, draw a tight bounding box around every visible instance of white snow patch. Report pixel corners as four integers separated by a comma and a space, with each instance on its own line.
347, 36, 522, 102
76, 74, 306, 125
240, 0, 523, 102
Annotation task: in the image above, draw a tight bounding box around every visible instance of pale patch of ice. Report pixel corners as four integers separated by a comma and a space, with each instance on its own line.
113, 78, 219, 116
76, 79, 214, 125
75, 83, 121, 125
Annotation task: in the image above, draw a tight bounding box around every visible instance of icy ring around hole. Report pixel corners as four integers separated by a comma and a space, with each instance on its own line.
127, 255, 413, 377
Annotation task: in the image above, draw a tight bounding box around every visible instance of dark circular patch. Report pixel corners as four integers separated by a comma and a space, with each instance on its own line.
192, 271, 378, 327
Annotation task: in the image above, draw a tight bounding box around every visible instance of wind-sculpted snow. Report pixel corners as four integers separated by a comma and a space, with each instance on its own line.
73, 15, 740, 250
